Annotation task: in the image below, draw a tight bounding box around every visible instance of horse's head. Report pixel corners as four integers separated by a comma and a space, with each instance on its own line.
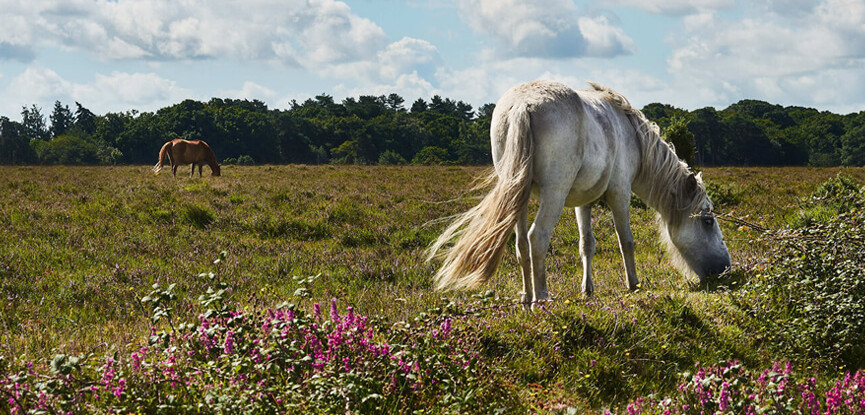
660, 172, 731, 283
211, 163, 221, 177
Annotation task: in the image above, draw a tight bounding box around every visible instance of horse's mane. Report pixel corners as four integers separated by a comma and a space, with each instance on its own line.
587, 82, 708, 226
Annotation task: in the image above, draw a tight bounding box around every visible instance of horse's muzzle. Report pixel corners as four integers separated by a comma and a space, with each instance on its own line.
701, 254, 732, 280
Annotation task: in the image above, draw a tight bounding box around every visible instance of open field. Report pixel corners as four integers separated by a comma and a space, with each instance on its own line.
2, 165, 865, 413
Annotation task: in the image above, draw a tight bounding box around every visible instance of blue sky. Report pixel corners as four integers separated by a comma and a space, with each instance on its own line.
1, 0, 864, 120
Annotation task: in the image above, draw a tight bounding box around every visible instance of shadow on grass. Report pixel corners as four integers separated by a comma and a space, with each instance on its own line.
689, 267, 750, 292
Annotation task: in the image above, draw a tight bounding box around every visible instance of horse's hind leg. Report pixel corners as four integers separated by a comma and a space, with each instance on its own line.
607, 192, 639, 290
198, 165, 203, 177
576, 205, 596, 295
527, 188, 568, 307
515, 203, 532, 309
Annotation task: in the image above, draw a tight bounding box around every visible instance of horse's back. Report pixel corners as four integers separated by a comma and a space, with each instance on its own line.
491, 80, 640, 207
169, 139, 212, 164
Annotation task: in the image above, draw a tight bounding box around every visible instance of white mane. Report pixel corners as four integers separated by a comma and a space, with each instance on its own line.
587, 82, 709, 226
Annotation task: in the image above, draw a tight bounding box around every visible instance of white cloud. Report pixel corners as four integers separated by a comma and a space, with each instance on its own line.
457, 0, 634, 58
0, 0, 388, 68
324, 37, 446, 102
1, 66, 194, 117
609, 0, 735, 15
664, 0, 865, 112
222, 81, 278, 102
578, 16, 636, 57
378, 37, 443, 81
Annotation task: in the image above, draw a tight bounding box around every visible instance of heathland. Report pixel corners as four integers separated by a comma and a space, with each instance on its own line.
1, 165, 865, 413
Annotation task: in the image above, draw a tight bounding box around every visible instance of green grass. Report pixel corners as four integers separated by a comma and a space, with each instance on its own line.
1, 165, 865, 412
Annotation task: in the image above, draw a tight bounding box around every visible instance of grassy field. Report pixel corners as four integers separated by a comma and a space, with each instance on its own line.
1, 165, 865, 413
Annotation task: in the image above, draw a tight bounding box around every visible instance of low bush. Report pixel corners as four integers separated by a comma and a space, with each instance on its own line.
623, 361, 865, 414
181, 203, 216, 229
736, 174, 865, 369
0, 254, 519, 414
705, 182, 744, 207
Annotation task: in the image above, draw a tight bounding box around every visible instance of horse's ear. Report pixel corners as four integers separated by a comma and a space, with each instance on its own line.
685, 172, 699, 196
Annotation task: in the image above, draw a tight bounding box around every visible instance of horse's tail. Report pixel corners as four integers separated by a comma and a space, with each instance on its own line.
152, 141, 171, 174
427, 102, 534, 291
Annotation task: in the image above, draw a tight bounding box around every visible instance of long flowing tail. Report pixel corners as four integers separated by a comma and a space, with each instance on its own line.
152, 141, 171, 174
427, 103, 534, 291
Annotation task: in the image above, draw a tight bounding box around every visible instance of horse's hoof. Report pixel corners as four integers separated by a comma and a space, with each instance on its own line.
530, 295, 551, 312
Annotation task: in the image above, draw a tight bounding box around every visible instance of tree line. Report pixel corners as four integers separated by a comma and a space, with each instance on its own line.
0, 93, 863, 167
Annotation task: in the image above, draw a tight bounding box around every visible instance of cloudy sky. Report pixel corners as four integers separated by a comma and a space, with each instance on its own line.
1, 0, 864, 120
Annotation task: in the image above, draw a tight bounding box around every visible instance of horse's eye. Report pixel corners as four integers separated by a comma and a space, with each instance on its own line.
703, 217, 715, 226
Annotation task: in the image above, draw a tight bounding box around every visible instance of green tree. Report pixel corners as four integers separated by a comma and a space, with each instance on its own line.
721, 115, 782, 165
663, 116, 696, 166
477, 103, 496, 119
642, 103, 686, 130
74, 102, 97, 135
116, 112, 166, 164
21, 105, 49, 142
412, 146, 449, 165
207, 98, 277, 163
385, 93, 406, 112
0, 116, 36, 164
410, 98, 428, 113
156, 99, 216, 142
840, 116, 865, 166
687, 108, 724, 166
33, 129, 100, 165
50, 101, 74, 138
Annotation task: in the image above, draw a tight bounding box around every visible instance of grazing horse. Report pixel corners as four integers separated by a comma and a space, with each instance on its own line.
428, 80, 730, 307
152, 139, 221, 177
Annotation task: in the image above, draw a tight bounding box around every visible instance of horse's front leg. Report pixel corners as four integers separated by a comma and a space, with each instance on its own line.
576, 206, 596, 296
608, 192, 639, 291
198, 165, 203, 177
515, 204, 532, 310
190, 164, 195, 177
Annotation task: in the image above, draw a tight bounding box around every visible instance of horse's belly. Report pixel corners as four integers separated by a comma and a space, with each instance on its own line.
528, 181, 607, 208
562, 161, 612, 207
563, 182, 607, 207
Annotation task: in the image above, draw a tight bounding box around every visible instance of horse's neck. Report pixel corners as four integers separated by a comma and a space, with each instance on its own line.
203, 150, 217, 167
630, 139, 688, 224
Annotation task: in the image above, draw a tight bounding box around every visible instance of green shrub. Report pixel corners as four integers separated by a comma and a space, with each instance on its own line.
181, 203, 215, 229
705, 182, 744, 207
737, 176, 865, 368
411, 146, 449, 165
0, 255, 521, 414
791, 173, 862, 227
253, 217, 332, 240
223, 155, 255, 165
377, 150, 407, 165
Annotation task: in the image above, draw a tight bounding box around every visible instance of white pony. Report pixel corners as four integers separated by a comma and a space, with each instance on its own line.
428, 80, 730, 306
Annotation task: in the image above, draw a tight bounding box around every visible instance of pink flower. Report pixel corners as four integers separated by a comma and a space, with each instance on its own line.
224, 330, 235, 355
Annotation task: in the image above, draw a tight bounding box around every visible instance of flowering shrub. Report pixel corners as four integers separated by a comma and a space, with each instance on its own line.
0, 255, 516, 414
622, 361, 865, 415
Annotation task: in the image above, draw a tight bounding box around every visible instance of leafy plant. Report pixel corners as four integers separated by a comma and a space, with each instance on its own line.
737, 175, 865, 368
622, 361, 865, 415
181, 203, 216, 229
0, 253, 519, 414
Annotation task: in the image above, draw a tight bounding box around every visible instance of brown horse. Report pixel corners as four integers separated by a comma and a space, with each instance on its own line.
152, 139, 221, 177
